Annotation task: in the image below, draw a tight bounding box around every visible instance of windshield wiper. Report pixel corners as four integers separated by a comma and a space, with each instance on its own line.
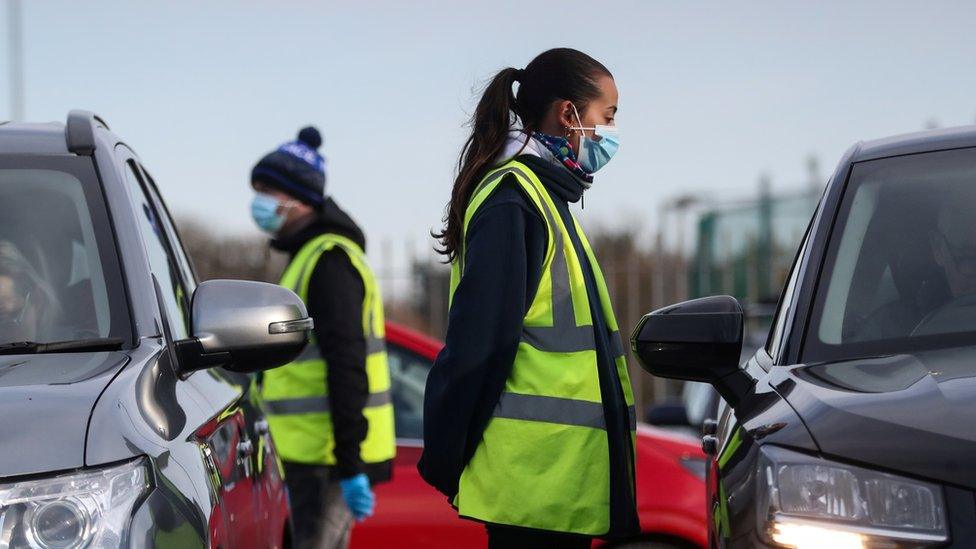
0, 337, 125, 355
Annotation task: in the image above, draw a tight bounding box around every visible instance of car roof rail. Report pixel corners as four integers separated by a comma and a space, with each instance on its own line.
65, 110, 110, 156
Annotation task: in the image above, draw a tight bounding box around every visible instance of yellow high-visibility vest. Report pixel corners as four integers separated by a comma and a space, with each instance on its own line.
451, 160, 636, 535
261, 233, 395, 466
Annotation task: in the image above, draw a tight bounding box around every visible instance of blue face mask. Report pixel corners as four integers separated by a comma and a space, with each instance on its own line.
570, 104, 620, 174
250, 193, 290, 234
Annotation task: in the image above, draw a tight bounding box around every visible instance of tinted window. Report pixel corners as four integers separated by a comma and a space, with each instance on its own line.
767, 233, 808, 363
139, 168, 197, 291
387, 343, 431, 440
805, 148, 976, 362
0, 157, 129, 345
123, 161, 190, 338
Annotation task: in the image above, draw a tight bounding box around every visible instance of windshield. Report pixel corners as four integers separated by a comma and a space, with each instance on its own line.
0, 157, 130, 347
805, 147, 976, 362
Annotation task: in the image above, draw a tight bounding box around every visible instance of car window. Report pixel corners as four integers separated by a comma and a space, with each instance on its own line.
122, 160, 190, 339
387, 342, 432, 440
138, 167, 197, 291
805, 147, 976, 362
766, 232, 809, 363
0, 157, 129, 345
682, 382, 714, 427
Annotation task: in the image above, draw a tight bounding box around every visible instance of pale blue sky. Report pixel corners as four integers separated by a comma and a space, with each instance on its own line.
4, 1, 976, 253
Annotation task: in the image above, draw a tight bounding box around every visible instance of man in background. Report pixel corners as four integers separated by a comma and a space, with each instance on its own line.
250, 126, 395, 549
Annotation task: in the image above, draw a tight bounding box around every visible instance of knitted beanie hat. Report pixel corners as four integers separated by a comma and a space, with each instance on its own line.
251, 126, 326, 206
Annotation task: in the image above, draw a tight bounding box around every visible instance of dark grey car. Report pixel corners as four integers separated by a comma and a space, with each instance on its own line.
0, 112, 311, 548
635, 125, 976, 547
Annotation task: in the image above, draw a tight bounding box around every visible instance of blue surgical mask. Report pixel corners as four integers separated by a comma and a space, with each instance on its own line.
570, 104, 620, 174
250, 193, 290, 234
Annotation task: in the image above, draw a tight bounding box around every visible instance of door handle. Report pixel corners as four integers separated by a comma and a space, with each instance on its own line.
237, 440, 254, 458
702, 435, 718, 456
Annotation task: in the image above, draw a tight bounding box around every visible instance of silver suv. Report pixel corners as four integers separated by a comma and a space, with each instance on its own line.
0, 111, 311, 548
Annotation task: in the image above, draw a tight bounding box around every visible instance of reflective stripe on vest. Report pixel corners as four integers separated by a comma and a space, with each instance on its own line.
451, 160, 636, 536
264, 390, 393, 414
494, 392, 637, 430
261, 233, 396, 466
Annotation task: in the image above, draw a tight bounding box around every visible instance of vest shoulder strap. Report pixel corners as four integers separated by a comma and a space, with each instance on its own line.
464, 160, 546, 227
458, 160, 555, 274
282, 233, 370, 298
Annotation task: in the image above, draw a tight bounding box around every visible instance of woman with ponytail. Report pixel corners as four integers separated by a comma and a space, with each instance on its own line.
419, 48, 637, 548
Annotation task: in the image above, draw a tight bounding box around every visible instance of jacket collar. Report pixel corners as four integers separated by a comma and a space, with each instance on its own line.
516, 154, 585, 204
498, 130, 588, 204
271, 197, 366, 256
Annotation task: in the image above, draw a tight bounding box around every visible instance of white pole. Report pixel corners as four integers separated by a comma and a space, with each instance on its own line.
8, 0, 24, 121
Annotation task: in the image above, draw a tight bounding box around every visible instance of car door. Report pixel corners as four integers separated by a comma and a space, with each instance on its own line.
142, 164, 292, 548
120, 155, 262, 548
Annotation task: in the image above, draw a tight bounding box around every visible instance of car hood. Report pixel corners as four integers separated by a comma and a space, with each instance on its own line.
0, 352, 129, 478
778, 344, 976, 489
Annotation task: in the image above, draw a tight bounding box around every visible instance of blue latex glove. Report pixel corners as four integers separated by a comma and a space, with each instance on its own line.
339, 473, 375, 521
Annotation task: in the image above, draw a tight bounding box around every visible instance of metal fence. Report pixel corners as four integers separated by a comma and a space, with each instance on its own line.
691, 185, 820, 304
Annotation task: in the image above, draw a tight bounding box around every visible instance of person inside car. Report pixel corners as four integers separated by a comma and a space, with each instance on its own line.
855, 186, 976, 341
930, 191, 976, 299
0, 240, 57, 342
845, 188, 975, 343
914, 189, 976, 335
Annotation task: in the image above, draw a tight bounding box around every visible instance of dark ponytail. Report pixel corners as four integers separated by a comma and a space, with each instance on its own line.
435, 48, 612, 261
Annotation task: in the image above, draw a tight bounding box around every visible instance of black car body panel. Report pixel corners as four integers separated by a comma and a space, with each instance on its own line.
0, 352, 128, 476
732, 358, 819, 454
853, 125, 976, 163
779, 347, 976, 490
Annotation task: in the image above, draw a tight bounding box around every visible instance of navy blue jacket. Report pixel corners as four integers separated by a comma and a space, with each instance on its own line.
418, 155, 638, 537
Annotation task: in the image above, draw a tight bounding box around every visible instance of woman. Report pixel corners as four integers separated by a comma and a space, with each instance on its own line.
419, 48, 638, 548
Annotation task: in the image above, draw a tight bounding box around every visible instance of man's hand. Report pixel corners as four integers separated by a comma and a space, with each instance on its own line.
339, 473, 375, 521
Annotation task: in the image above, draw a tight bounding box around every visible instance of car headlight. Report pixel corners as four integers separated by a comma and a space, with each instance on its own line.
758, 446, 947, 548
0, 458, 150, 548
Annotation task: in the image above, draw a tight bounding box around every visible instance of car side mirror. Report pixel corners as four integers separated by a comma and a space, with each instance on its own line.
174, 280, 312, 375
631, 295, 751, 407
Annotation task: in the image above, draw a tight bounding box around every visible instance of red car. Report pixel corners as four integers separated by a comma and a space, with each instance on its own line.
351, 322, 707, 548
